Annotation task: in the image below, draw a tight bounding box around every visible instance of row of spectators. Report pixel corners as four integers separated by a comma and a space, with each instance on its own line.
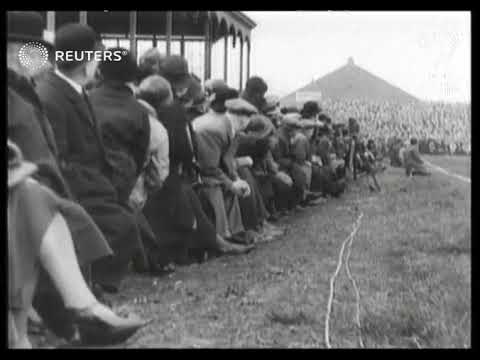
8, 12, 385, 348
316, 98, 471, 155
14, 12, 432, 347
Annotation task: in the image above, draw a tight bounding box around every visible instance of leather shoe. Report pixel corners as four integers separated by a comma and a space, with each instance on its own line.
216, 235, 255, 254
228, 230, 256, 245
68, 303, 149, 346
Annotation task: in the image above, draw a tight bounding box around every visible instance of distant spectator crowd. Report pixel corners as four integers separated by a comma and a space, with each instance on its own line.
319, 98, 471, 155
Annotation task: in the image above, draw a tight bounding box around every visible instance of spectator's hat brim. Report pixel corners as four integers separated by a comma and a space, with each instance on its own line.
8, 162, 38, 188
225, 98, 258, 116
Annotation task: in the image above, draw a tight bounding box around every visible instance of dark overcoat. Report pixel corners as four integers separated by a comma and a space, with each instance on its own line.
88, 81, 151, 203
35, 70, 141, 289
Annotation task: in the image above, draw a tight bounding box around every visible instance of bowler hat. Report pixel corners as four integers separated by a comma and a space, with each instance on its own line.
7, 11, 54, 49
301, 101, 321, 118
160, 55, 190, 93
245, 76, 268, 95
99, 47, 138, 83
55, 23, 102, 70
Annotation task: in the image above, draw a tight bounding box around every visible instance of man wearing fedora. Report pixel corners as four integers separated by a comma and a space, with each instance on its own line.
35, 22, 143, 294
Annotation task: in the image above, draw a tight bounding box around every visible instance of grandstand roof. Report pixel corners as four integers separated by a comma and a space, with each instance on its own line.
280, 57, 419, 107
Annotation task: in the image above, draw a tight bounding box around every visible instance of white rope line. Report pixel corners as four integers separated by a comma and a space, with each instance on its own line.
344, 215, 365, 348
412, 336, 422, 349
324, 212, 364, 348
423, 160, 471, 184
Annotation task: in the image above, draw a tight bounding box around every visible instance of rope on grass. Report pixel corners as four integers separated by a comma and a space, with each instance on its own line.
324, 212, 364, 348
423, 160, 471, 184
344, 217, 365, 348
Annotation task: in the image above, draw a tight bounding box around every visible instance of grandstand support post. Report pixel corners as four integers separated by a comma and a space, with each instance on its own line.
46, 11, 55, 31
129, 11, 137, 60
246, 39, 251, 80
239, 37, 244, 91
166, 11, 173, 56
204, 17, 212, 81
79, 11, 87, 25
180, 34, 185, 57
223, 34, 228, 83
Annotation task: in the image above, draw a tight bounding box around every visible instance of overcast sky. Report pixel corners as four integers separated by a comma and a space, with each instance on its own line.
243, 11, 470, 103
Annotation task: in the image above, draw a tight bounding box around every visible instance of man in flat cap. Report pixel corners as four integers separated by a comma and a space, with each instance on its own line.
35, 23, 143, 294
193, 89, 259, 245
160, 55, 191, 100
271, 113, 310, 210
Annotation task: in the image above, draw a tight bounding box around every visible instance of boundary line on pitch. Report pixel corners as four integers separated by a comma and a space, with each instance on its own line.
423, 160, 471, 184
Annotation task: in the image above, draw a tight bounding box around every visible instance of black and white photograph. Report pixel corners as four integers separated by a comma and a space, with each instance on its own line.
6, 10, 471, 348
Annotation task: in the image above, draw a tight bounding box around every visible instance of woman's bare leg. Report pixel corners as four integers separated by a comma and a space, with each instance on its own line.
38, 213, 96, 309
37, 212, 139, 326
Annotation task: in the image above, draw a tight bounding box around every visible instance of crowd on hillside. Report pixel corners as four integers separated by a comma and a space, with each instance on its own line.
319, 98, 471, 155
8, 12, 438, 349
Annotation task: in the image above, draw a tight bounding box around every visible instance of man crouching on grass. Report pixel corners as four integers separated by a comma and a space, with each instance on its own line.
404, 138, 431, 177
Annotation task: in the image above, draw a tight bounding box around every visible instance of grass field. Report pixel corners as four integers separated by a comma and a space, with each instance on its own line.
34, 156, 471, 348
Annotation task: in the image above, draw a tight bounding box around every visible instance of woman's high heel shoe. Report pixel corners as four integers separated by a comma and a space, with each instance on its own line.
67, 302, 149, 346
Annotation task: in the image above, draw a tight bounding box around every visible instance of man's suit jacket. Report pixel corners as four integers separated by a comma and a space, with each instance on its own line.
274, 126, 310, 168
35, 70, 118, 203
89, 81, 151, 202
192, 110, 238, 190
7, 78, 112, 269
89, 82, 150, 173
156, 101, 197, 178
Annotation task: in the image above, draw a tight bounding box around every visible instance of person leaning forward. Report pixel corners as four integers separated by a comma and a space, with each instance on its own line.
7, 11, 118, 340
193, 94, 258, 243
35, 22, 142, 293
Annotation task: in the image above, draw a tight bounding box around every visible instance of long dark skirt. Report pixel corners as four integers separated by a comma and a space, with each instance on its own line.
142, 173, 218, 266
237, 166, 269, 230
